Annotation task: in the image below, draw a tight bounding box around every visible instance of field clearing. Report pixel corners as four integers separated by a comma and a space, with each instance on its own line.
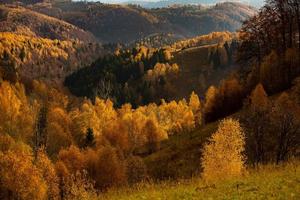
100, 161, 300, 200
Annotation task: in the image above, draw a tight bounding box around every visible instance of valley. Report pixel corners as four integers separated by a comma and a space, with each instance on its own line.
30, 1, 255, 43
0, 0, 299, 200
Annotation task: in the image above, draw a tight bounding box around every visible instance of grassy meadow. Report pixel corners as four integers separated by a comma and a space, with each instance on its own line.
100, 161, 300, 200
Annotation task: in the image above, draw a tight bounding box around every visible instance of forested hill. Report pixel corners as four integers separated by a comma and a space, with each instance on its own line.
0, 0, 299, 199
123, 0, 264, 9
65, 32, 238, 107
30, 1, 256, 43
0, 4, 97, 42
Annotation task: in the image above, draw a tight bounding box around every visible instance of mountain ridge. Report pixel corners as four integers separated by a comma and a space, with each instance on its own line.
29, 1, 256, 43
0, 4, 98, 42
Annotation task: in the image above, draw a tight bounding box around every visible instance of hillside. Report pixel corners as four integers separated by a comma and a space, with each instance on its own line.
100, 161, 300, 199
141, 85, 300, 180
142, 121, 218, 179
65, 32, 238, 106
168, 32, 239, 99
0, 0, 299, 199
31, 1, 166, 43
30, 1, 256, 43
0, 32, 102, 84
124, 0, 264, 9
150, 2, 255, 37
0, 4, 97, 42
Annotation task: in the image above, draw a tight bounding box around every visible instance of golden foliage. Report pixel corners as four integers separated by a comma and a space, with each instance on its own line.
62, 171, 98, 200
171, 32, 234, 50
68, 94, 198, 150
46, 106, 73, 157
0, 81, 35, 142
0, 79, 203, 195
201, 118, 246, 182
0, 32, 101, 83
88, 146, 127, 189
58, 145, 86, 174
36, 150, 60, 200
145, 62, 179, 82
143, 118, 167, 152
189, 91, 202, 126
0, 140, 47, 200
57, 144, 127, 190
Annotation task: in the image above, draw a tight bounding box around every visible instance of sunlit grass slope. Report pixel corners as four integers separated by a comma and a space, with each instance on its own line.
142, 122, 218, 179
100, 161, 300, 200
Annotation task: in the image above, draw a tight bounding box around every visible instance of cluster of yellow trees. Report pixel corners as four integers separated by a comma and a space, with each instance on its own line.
169, 32, 235, 50
0, 79, 202, 199
145, 62, 179, 82
0, 32, 101, 83
1, 68, 299, 198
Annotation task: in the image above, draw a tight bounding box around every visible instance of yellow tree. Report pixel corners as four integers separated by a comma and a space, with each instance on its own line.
69, 100, 100, 146
57, 145, 86, 174
201, 118, 246, 182
46, 106, 73, 157
118, 103, 148, 152
189, 91, 202, 126
89, 146, 127, 189
143, 118, 167, 153
94, 98, 118, 135
0, 81, 34, 142
36, 150, 60, 200
103, 120, 129, 152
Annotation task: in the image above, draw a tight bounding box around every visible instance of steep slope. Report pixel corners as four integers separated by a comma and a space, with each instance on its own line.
31, 2, 256, 43
168, 32, 239, 99
141, 121, 218, 179
0, 4, 97, 42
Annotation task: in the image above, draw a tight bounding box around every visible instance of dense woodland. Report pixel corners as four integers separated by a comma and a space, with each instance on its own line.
0, 0, 299, 199
0, 32, 102, 83
65, 32, 239, 107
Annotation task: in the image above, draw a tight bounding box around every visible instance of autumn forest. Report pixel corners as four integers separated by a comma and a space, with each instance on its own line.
0, 0, 299, 199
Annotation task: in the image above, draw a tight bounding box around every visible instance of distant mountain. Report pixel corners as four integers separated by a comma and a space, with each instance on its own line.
0, 4, 97, 42
0, 3, 105, 85
31, 1, 256, 43
123, 0, 264, 8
